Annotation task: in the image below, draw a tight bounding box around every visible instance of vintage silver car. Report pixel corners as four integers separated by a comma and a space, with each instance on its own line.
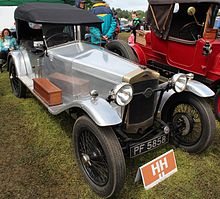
8, 3, 216, 198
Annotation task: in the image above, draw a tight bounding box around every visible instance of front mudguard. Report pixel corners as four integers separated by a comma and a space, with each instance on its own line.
185, 80, 215, 97
159, 80, 214, 114
130, 44, 146, 65
79, 98, 122, 127
52, 98, 122, 127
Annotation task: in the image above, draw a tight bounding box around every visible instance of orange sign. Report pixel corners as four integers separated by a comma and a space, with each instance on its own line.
139, 150, 177, 190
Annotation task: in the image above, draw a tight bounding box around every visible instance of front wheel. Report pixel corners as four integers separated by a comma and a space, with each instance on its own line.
73, 116, 126, 198
161, 92, 215, 153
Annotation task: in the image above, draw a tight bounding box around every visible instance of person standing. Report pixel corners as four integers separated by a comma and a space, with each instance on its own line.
112, 10, 120, 39
75, 0, 88, 41
130, 12, 142, 41
75, 0, 86, 9
89, 0, 116, 46
0, 28, 18, 72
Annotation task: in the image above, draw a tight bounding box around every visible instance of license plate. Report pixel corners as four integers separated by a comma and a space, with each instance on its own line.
130, 134, 169, 158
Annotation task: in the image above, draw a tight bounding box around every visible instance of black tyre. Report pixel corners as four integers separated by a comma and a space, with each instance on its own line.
161, 92, 215, 153
9, 59, 26, 98
214, 89, 220, 121
73, 116, 126, 198
106, 40, 138, 62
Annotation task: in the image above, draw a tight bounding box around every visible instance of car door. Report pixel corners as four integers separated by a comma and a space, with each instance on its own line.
166, 38, 207, 76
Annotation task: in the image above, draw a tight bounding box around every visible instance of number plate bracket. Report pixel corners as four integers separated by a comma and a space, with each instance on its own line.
129, 133, 169, 158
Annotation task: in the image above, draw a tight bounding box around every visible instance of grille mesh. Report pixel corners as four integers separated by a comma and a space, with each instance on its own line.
128, 79, 158, 124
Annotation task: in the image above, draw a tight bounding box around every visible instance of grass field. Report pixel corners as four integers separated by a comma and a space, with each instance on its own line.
0, 36, 220, 199
118, 32, 130, 41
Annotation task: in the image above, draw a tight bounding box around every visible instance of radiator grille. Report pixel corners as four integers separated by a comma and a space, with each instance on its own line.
124, 78, 159, 133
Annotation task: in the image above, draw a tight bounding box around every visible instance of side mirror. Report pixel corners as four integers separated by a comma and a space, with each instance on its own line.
187, 7, 196, 16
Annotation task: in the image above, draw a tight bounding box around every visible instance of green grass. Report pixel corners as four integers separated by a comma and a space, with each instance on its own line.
0, 70, 220, 199
118, 32, 130, 41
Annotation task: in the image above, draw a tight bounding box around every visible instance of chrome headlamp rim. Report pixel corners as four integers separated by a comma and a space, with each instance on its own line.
172, 73, 188, 93
111, 83, 133, 106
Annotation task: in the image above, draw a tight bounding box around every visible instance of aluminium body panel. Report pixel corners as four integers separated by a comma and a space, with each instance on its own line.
42, 42, 141, 102
47, 42, 140, 84
12, 41, 133, 124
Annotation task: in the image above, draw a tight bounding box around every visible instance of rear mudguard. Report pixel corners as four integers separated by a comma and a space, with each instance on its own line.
159, 80, 214, 114
8, 50, 31, 76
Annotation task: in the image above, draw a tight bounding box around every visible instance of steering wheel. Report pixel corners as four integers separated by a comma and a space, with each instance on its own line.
46, 32, 72, 46
179, 21, 199, 40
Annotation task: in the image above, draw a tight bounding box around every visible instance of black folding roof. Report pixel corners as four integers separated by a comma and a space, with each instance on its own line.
147, 0, 219, 40
0, 0, 72, 6
148, 0, 220, 4
14, 3, 103, 25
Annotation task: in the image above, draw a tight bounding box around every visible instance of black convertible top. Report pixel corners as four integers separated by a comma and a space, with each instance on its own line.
148, 0, 220, 4
0, 0, 73, 6
147, 0, 219, 40
14, 3, 103, 25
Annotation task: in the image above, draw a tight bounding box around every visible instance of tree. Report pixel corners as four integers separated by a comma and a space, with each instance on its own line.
85, 0, 93, 9
113, 8, 147, 21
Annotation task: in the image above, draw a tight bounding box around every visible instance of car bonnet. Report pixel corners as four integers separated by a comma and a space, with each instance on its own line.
47, 42, 141, 85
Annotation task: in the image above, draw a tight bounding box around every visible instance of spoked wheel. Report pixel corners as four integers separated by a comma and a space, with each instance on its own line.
79, 130, 109, 187
9, 59, 26, 98
214, 89, 220, 121
73, 116, 126, 198
162, 92, 215, 153
171, 107, 202, 146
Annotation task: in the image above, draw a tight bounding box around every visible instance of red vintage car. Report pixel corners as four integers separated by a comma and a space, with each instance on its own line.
106, 0, 220, 120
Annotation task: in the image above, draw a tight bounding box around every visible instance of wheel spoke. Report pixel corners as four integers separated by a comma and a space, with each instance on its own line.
78, 129, 109, 186
90, 160, 108, 177
85, 131, 98, 153
80, 132, 87, 154
172, 103, 202, 146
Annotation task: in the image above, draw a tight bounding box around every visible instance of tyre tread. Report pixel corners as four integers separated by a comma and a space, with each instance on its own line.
106, 40, 138, 62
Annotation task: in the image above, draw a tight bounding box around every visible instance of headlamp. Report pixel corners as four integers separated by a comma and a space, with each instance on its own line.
172, 73, 187, 93
111, 83, 133, 106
